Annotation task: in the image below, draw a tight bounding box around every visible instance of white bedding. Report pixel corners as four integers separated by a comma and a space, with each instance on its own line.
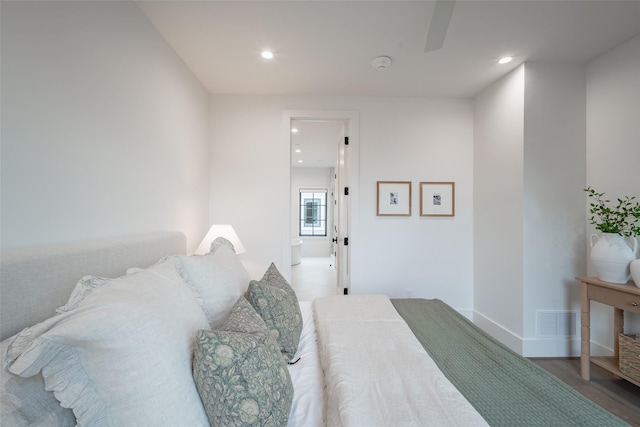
1, 232, 486, 427
313, 295, 489, 427
287, 301, 325, 427
1, 233, 328, 427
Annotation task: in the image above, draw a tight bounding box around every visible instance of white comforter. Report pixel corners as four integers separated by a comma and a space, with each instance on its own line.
287, 301, 325, 427
313, 295, 489, 427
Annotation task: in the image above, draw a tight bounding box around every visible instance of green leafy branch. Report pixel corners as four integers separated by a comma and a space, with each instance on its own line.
585, 187, 640, 237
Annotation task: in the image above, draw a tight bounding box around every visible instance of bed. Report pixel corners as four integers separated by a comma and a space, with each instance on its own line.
0, 232, 629, 426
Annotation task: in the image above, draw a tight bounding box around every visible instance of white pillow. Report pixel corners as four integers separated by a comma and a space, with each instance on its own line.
176, 243, 250, 329
125, 255, 181, 280
1, 337, 75, 427
5, 269, 210, 427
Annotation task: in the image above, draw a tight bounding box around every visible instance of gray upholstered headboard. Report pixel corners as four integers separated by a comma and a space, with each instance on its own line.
0, 232, 186, 341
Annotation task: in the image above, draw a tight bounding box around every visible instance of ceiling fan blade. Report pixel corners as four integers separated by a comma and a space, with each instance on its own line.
424, 0, 456, 53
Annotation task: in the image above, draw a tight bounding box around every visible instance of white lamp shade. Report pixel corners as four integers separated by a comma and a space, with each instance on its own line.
195, 224, 246, 255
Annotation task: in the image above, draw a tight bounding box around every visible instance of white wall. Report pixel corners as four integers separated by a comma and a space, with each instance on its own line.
209, 95, 475, 310
1, 1, 211, 252
586, 34, 640, 352
474, 63, 587, 356
522, 62, 587, 355
473, 66, 526, 350
291, 168, 333, 257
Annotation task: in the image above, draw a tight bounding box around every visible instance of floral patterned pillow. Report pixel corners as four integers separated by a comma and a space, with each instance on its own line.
192, 297, 293, 427
258, 263, 298, 301
245, 264, 303, 361
220, 296, 268, 334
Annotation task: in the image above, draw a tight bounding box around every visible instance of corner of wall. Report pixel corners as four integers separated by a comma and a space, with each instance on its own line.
473, 310, 523, 354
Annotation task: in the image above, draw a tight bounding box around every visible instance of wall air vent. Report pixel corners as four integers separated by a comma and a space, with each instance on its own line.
536, 311, 577, 337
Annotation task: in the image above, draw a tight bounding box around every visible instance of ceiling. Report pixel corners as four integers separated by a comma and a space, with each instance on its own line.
136, 0, 640, 168
291, 120, 345, 168
137, 0, 640, 98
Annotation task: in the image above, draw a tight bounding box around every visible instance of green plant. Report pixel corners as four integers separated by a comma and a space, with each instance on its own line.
584, 187, 640, 237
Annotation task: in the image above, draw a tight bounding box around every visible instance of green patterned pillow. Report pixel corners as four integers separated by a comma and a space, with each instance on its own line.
245, 264, 303, 361
193, 330, 293, 427
258, 263, 298, 300
220, 296, 268, 334
192, 297, 293, 427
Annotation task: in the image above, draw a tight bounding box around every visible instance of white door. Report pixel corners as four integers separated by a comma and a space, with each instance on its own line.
336, 123, 350, 294
330, 167, 337, 269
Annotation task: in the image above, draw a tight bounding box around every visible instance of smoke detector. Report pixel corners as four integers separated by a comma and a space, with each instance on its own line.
372, 56, 392, 71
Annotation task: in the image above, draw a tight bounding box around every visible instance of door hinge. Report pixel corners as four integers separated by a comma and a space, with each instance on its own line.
343, 237, 349, 246
344, 187, 349, 196
344, 136, 349, 145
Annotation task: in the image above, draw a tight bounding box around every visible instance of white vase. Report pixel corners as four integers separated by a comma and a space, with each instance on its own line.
631, 259, 640, 287
590, 233, 638, 284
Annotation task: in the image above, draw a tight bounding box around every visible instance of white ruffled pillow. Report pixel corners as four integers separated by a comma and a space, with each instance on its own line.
1, 337, 75, 427
127, 238, 251, 330
4, 268, 210, 427
176, 241, 251, 329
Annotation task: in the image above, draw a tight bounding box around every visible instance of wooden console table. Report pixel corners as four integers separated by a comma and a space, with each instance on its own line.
577, 276, 640, 387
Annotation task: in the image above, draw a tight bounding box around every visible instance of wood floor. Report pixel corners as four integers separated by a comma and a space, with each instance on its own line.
530, 357, 640, 426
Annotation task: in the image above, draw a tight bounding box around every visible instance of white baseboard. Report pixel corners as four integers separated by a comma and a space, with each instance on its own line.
473, 311, 523, 354
472, 311, 614, 358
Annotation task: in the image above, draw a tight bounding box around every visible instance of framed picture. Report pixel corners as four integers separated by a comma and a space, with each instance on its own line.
420, 182, 455, 217
377, 181, 412, 216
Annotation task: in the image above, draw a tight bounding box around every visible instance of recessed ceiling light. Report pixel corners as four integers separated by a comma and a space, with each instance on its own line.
261, 51, 274, 59
291, 128, 298, 133
498, 56, 513, 65
295, 148, 301, 153
297, 160, 303, 163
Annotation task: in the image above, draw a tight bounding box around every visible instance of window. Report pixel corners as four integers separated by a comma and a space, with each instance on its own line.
299, 189, 327, 236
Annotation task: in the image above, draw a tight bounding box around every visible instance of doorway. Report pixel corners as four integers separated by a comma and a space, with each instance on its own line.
283, 110, 359, 296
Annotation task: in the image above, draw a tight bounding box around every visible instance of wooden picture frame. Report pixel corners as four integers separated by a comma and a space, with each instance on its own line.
420, 182, 455, 217
377, 181, 412, 216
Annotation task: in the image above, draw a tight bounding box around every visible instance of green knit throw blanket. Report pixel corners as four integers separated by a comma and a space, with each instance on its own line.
391, 299, 629, 426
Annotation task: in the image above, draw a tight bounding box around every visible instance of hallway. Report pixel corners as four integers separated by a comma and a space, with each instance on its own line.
290, 257, 339, 301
